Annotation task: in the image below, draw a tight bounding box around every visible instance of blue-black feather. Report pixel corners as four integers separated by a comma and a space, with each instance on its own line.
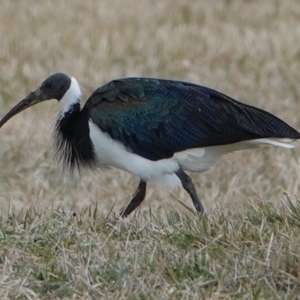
83, 78, 300, 160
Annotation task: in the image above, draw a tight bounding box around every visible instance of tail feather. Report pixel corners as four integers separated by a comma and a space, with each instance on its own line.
247, 138, 296, 149
174, 137, 297, 173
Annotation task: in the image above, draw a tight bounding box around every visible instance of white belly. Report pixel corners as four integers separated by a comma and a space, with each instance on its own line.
89, 120, 296, 186
89, 121, 180, 181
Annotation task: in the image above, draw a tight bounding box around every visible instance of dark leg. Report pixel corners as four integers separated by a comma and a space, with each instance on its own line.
175, 169, 205, 214
120, 180, 147, 217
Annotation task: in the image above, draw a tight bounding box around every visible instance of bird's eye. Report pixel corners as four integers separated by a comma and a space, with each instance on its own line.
43, 79, 54, 89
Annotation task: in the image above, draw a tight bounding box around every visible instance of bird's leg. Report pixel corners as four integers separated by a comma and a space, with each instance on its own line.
175, 169, 205, 214
120, 180, 147, 217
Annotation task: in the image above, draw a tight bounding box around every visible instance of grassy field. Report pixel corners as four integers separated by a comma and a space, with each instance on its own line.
0, 0, 300, 298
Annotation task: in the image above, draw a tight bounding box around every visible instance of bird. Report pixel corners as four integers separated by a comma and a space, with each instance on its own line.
0, 73, 299, 217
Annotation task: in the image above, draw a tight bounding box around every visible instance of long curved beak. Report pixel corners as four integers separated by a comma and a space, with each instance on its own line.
0, 88, 48, 128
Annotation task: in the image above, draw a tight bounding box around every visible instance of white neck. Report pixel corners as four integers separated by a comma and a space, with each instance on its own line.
59, 77, 81, 118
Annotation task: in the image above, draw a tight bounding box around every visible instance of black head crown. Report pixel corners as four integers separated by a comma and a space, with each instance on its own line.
40, 73, 72, 101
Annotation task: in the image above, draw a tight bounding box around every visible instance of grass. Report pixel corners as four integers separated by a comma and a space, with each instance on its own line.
0, 0, 300, 298
2, 202, 300, 299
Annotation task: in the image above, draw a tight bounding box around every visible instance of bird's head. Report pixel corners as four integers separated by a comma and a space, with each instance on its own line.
0, 73, 72, 128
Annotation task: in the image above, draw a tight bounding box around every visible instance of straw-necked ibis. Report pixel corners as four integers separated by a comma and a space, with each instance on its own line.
0, 73, 299, 216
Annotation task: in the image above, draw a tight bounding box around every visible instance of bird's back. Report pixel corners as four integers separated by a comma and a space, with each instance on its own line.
83, 78, 300, 161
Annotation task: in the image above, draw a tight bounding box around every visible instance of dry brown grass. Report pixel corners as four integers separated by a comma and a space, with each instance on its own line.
0, 0, 300, 298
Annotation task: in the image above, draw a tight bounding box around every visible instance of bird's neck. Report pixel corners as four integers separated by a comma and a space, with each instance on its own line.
53, 77, 96, 171
53, 108, 96, 172
58, 77, 82, 119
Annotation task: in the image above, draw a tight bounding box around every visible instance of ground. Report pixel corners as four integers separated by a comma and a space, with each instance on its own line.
0, 1, 300, 299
